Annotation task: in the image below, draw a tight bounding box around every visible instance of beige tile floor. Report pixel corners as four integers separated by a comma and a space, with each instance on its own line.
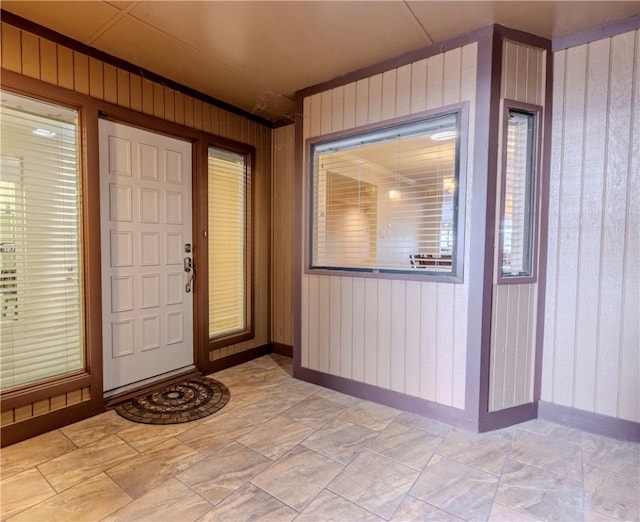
1, 354, 638, 522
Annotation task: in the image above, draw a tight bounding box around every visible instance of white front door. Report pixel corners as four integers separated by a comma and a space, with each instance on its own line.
99, 120, 194, 392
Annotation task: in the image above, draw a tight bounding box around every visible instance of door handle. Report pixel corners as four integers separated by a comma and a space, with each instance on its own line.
184, 256, 196, 293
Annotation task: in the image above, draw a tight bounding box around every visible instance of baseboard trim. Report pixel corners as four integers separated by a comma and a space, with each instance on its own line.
294, 365, 474, 431
1, 401, 105, 447
480, 402, 538, 432
271, 342, 293, 357
538, 401, 640, 442
204, 344, 272, 374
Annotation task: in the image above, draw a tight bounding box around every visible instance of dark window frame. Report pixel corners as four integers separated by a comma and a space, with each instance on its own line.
0, 72, 104, 448
305, 104, 469, 284
206, 143, 255, 350
497, 100, 543, 285
0, 90, 86, 392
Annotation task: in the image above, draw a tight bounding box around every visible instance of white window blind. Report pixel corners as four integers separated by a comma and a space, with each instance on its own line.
501, 110, 536, 277
311, 112, 460, 273
0, 91, 84, 391
208, 147, 247, 338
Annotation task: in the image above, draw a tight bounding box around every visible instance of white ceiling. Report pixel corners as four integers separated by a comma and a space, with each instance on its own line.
2, 1, 638, 123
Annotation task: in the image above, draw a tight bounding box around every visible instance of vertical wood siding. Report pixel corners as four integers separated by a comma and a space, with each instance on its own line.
542, 29, 639, 422
501, 40, 546, 105
301, 43, 478, 409
271, 125, 295, 347
0, 22, 272, 424
489, 284, 537, 410
2, 387, 91, 427
489, 40, 547, 411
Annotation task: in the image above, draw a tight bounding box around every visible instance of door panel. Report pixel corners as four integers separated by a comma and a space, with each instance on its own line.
99, 120, 193, 392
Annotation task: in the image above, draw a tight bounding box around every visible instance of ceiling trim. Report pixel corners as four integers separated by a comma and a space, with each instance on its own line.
296, 24, 498, 102
0, 9, 274, 128
493, 25, 552, 50
273, 117, 296, 129
297, 22, 555, 102
552, 13, 639, 52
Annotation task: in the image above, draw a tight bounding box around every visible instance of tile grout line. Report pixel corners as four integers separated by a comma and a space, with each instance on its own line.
4, 356, 637, 522
487, 428, 515, 521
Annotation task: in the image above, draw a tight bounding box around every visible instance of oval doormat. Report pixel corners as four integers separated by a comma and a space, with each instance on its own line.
114, 377, 230, 424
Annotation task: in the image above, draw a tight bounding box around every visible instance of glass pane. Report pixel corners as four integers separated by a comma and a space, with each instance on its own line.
208, 147, 246, 338
501, 110, 536, 277
0, 90, 84, 391
311, 112, 459, 274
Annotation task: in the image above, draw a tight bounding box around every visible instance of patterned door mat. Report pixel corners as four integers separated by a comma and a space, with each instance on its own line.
114, 377, 230, 424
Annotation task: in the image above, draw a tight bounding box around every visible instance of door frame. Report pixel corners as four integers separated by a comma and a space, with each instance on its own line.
98, 118, 197, 393
97, 108, 206, 387
0, 69, 257, 445
97, 104, 257, 381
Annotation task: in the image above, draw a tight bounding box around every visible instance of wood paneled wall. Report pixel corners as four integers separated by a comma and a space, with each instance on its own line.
0, 22, 272, 427
1, 387, 91, 426
489, 283, 537, 411
489, 40, 547, 411
501, 40, 546, 105
301, 44, 478, 409
271, 125, 295, 347
542, 29, 639, 422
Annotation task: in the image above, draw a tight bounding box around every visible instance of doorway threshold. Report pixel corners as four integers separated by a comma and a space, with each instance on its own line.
103, 365, 199, 407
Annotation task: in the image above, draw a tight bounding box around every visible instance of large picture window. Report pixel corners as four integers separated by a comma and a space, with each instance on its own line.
499, 104, 539, 281
309, 110, 462, 276
0, 90, 84, 391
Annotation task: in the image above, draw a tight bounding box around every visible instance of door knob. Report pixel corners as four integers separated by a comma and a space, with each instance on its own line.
184, 256, 195, 293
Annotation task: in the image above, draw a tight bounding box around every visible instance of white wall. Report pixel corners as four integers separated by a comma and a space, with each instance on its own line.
542, 29, 639, 422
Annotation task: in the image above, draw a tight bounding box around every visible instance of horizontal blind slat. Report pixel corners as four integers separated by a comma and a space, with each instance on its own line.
207, 148, 247, 338
312, 112, 458, 272
1, 90, 85, 391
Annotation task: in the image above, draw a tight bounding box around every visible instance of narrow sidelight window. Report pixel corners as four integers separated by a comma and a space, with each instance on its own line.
0, 90, 84, 390
207, 147, 250, 340
499, 106, 539, 280
309, 110, 462, 276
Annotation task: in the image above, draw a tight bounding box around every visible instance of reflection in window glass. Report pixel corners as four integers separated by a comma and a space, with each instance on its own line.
310, 112, 460, 274
501, 110, 537, 277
